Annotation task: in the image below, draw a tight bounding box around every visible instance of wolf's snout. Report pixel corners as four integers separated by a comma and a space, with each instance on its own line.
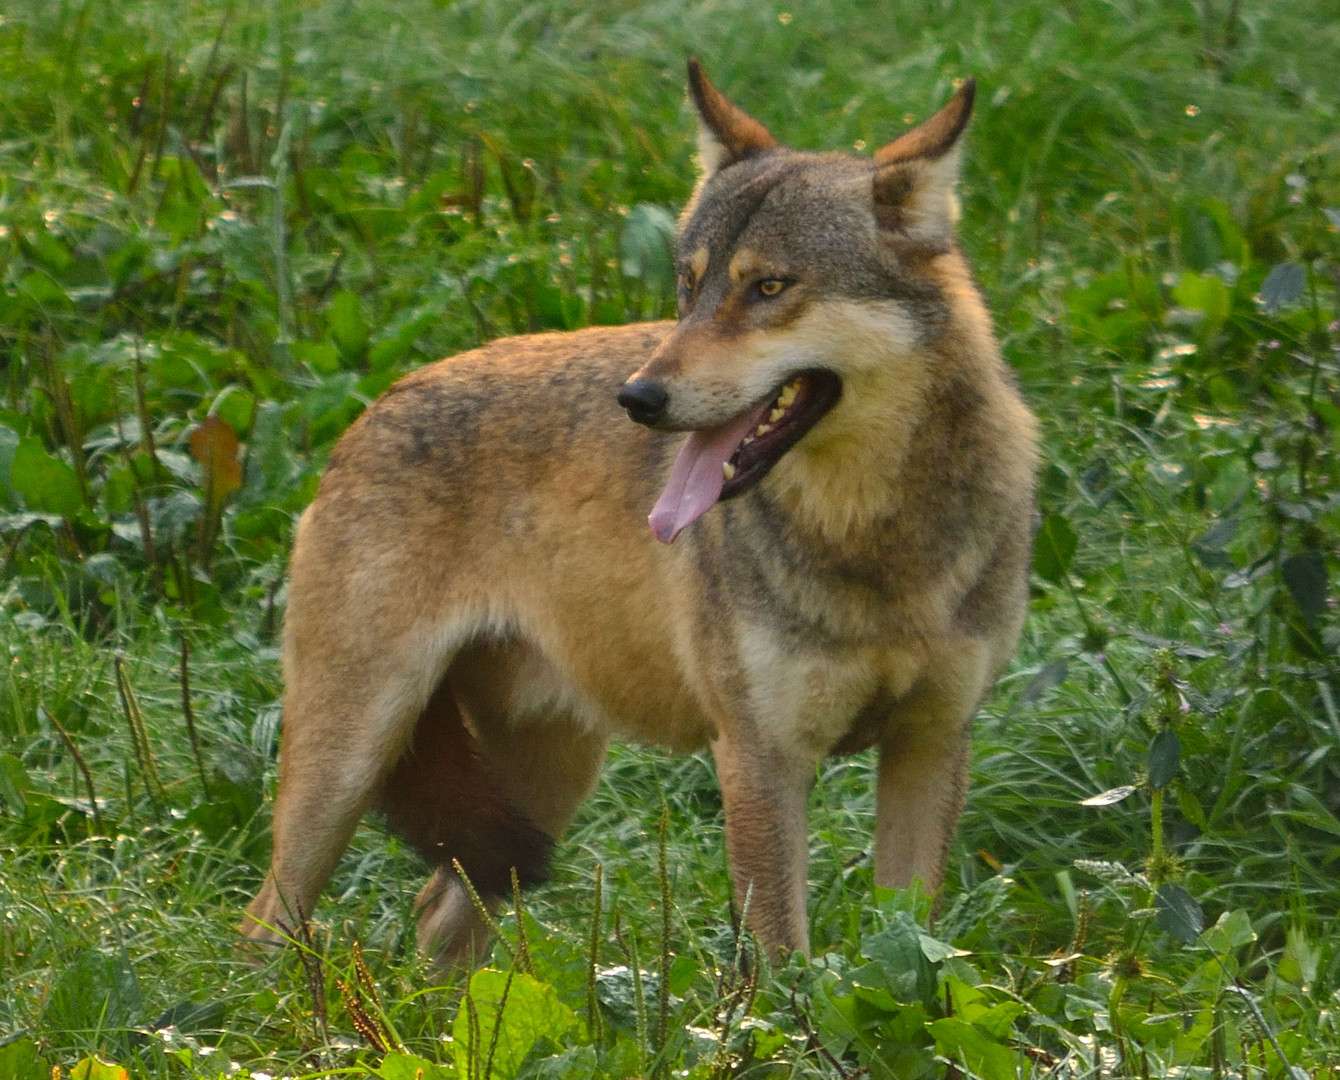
618, 379, 669, 426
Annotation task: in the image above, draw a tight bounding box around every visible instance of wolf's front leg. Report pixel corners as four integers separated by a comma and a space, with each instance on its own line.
710, 732, 813, 960
873, 654, 991, 893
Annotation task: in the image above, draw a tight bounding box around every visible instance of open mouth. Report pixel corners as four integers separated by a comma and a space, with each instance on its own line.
647, 369, 843, 544
719, 369, 843, 500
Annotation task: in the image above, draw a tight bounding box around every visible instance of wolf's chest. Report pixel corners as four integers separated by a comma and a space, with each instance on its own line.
732, 621, 928, 758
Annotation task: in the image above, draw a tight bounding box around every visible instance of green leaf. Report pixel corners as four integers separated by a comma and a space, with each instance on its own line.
452, 969, 577, 1080
328, 290, 370, 361
1201, 909, 1256, 955
374, 1051, 452, 1080
1259, 262, 1305, 314
9, 437, 83, 517
1147, 728, 1181, 789
1172, 271, 1230, 335
291, 340, 342, 375
1176, 786, 1207, 828
0, 1034, 47, 1080
1033, 513, 1078, 585
917, 933, 970, 963
523, 1045, 598, 1080
860, 910, 935, 1005
1155, 883, 1203, 943
1281, 550, 1328, 626
70, 1060, 130, 1080
928, 1017, 1024, 1080
1280, 925, 1322, 987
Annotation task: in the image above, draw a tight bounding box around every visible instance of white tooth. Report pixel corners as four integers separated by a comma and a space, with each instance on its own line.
755, 423, 773, 436
769, 408, 786, 423
742, 435, 755, 446
722, 461, 736, 481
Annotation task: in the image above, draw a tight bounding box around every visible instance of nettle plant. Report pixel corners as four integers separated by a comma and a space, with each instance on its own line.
1069, 642, 1338, 1078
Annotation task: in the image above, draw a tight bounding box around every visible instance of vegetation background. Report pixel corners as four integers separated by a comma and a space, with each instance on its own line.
1, 0, 1337, 1076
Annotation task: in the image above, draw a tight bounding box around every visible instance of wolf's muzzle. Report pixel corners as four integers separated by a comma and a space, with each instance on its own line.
617, 379, 669, 426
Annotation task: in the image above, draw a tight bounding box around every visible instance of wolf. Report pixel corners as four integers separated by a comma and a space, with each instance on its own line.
241, 60, 1038, 967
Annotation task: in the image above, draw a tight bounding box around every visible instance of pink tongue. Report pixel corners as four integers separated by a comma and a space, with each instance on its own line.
648, 403, 769, 544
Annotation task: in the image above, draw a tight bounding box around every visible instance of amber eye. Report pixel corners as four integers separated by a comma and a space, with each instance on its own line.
756, 278, 787, 297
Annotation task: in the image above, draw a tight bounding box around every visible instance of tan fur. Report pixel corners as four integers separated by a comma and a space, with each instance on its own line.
242, 64, 1037, 966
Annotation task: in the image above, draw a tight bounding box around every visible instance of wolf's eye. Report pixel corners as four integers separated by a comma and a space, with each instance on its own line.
756, 278, 787, 298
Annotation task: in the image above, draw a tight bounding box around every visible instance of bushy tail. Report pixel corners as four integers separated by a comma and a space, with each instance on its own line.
376, 674, 553, 898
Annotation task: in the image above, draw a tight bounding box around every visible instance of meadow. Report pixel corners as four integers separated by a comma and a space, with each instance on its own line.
1, 0, 1338, 1076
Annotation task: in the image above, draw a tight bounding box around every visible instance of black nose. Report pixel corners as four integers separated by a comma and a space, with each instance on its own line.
617, 379, 669, 426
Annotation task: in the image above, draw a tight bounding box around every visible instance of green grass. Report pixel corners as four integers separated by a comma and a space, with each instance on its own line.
1, 0, 1338, 1076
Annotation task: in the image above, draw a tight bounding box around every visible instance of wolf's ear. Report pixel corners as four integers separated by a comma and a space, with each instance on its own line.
687, 58, 778, 175
871, 78, 976, 236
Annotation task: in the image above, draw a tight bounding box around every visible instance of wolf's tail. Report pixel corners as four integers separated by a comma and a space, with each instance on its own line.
376, 674, 553, 898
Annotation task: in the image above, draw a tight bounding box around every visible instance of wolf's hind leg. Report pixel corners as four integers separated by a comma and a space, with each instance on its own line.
242, 661, 431, 948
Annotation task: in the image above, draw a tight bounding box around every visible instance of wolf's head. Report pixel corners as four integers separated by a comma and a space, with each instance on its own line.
619, 60, 978, 544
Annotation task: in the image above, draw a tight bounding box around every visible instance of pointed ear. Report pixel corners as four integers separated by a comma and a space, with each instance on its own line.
687, 57, 778, 175
871, 78, 976, 236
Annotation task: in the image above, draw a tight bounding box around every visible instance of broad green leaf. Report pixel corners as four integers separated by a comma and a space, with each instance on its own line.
519, 1045, 597, 1080
1281, 551, 1328, 626
9, 436, 83, 517
1147, 728, 1181, 789
928, 1017, 1023, 1080
70, 1059, 130, 1080
291, 340, 342, 375
0, 1034, 47, 1080
329, 290, 370, 361
1172, 271, 1230, 334
374, 1051, 452, 1080
917, 933, 970, 963
1202, 909, 1255, 954
213, 387, 256, 436
1279, 925, 1322, 987
1155, 884, 1203, 943
1033, 513, 1078, 585
1259, 262, 1305, 314
860, 910, 934, 1005
452, 969, 576, 1080
1177, 786, 1207, 828
1183, 955, 1234, 994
